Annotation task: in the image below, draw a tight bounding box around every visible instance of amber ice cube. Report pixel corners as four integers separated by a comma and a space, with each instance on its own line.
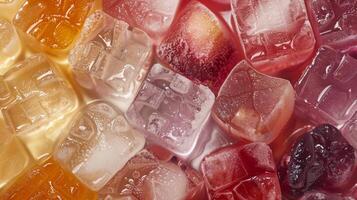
54, 101, 145, 191
0, 128, 30, 190
13, 0, 94, 55
69, 11, 153, 112
0, 157, 97, 200
0, 18, 21, 71
0, 54, 78, 159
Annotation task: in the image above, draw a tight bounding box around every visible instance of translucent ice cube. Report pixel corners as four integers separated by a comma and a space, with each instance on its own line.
126, 63, 215, 159
212, 60, 295, 143
69, 11, 153, 112
0, 128, 30, 190
0, 157, 97, 200
311, 0, 357, 50
0, 18, 20, 71
231, 0, 316, 74
295, 47, 357, 130
99, 150, 205, 200
13, 0, 95, 55
201, 143, 281, 200
54, 101, 145, 191
157, 0, 241, 93
0, 54, 78, 159
103, 0, 180, 40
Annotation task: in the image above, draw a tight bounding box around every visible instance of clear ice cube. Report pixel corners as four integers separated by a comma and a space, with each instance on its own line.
231, 0, 316, 74
311, 0, 357, 50
295, 47, 357, 131
212, 60, 295, 143
69, 11, 153, 112
99, 150, 205, 200
126, 63, 215, 159
54, 101, 145, 191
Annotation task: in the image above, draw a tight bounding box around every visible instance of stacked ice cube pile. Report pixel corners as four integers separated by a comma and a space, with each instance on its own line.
0, 0, 356, 199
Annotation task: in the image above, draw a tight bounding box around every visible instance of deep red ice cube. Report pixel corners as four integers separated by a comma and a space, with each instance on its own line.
157, 0, 242, 93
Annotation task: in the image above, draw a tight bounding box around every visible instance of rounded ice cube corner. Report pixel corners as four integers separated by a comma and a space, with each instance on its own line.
0, 0, 357, 199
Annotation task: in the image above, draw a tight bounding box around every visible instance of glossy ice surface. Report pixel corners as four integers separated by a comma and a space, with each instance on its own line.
126, 63, 214, 159
342, 113, 357, 150
0, 158, 97, 200
0, 54, 78, 159
103, 0, 180, 40
157, 0, 240, 93
0, 18, 20, 70
13, 0, 94, 54
99, 150, 205, 200
231, 0, 316, 74
311, 0, 357, 50
69, 11, 153, 112
0, 130, 30, 190
295, 47, 357, 130
201, 143, 281, 200
279, 124, 356, 198
54, 101, 145, 191
213, 60, 295, 143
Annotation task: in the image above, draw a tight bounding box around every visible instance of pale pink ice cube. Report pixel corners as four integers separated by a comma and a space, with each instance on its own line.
126, 63, 215, 159
69, 11, 153, 112
310, 0, 357, 50
103, 0, 180, 40
54, 101, 145, 191
295, 47, 357, 132
212, 60, 295, 143
231, 0, 316, 74
99, 150, 205, 200
201, 143, 281, 200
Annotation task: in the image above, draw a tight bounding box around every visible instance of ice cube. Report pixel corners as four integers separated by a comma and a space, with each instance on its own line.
295, 47, 357, 129
279, 124, 355, 198
311, 0, 357, 50
126, 63, 215, 159
190, 118, 233, 170
201, 143, 281, 200
54, 101, 145, 191
231, 0, 316, 74
99, 150, 205, 200
157, 0, 241, 93
0, 18, 21, 71
0, 128, 30, 190
0, 54, 78, 159
69, 11, 153, 112
103, 0, 180, 40
212, 60, 295, 143
0, 0, 13, 3
13, 0, 95, 55
0, 157, 97, 200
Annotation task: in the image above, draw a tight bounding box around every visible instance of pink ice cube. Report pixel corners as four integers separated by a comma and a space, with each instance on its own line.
212, 60, 295, 143
310, 0, 357, 50
295, 47, 357, 132
126, 63, 215, 159
157, 0, 241, 93
201, 143, 281, 200
103, 0, 180, 40
231, 0, 316, 74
